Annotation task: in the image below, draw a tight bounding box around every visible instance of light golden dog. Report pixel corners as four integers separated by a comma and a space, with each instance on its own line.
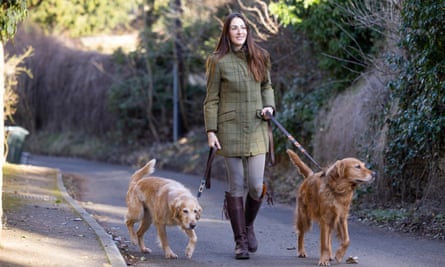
287, 149, 375, 266
125, 159, 202, 259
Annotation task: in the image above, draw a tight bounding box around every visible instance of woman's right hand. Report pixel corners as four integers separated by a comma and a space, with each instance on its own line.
207, 131, 221, 150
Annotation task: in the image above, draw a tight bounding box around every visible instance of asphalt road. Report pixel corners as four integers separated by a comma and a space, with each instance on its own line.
30, 155, 445, 267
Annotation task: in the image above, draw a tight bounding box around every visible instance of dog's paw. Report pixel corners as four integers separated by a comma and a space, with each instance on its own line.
165, 253, 178, 259
297, 251, 307, 258
165, 249, 178, 259
185, 245, 195, 259
140, 246, 152, 254
318, 258, 331, 266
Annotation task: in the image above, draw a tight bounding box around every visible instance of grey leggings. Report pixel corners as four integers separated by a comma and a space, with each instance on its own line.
224, 154, 265, 200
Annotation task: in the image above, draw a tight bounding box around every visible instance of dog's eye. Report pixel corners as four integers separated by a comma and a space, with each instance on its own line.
355, 165, 361, 169
183, 209, 189, 214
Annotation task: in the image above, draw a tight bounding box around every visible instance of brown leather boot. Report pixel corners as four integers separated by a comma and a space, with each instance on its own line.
245, 193, 263, 253
225, 192, 249, 259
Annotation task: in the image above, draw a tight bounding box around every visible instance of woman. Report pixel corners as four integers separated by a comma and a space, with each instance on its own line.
203, 12, 275, 259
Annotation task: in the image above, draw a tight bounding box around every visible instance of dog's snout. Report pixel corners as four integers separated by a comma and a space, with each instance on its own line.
189, 222, 196, 229
370, 171, 377, 182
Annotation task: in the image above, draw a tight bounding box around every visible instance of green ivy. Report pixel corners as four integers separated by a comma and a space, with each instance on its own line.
385, 0, 445, 202
0, 0, 28, 42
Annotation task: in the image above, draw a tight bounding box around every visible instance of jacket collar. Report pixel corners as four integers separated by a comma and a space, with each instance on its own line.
230, 44, 247, 60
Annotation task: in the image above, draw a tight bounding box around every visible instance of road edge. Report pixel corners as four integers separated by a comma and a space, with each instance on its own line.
56, 169, 127, 267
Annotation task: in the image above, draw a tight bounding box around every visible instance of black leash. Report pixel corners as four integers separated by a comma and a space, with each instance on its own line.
265, 111, 322, 171
197, 147, 217, 198
267, 120, 275, 166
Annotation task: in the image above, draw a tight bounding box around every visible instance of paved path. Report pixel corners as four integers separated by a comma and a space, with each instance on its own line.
1, 163, 116, 267
30, 155, 445, 267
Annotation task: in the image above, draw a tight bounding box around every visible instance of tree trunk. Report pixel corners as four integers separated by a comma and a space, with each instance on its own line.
173, 0, 188, 135
144, 0, 160, 142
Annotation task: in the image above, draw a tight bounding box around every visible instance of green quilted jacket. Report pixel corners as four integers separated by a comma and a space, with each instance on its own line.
203, 49, 275, 157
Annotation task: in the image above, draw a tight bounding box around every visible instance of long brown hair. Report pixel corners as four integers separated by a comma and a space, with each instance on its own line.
211, 12, 270, 83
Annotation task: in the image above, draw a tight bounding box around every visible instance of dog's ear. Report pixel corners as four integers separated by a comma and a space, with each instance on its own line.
176, 206, 183, 219
169, 203, 176, 217
170, 201, 182, 219
328, 161, 352, 194
336, 160, 345, 178
195, 205, 202, 220
326, 160, 345, 181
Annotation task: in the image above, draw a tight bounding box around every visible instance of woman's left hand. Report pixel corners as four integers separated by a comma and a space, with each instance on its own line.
261, 107, 274, 120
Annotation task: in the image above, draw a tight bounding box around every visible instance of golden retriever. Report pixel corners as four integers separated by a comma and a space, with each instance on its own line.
287, 149, 375, 266
125, 159, 202, 259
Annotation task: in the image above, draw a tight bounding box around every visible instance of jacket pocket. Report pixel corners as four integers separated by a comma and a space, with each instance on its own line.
218, 110, 236, 122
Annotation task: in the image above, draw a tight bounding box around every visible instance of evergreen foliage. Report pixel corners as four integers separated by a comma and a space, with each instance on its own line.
0, 0, 28, 42
384, 0, 445, 203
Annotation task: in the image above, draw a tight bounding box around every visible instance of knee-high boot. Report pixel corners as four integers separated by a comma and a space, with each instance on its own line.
225, 192, 249, 259
245, 185, 265, 252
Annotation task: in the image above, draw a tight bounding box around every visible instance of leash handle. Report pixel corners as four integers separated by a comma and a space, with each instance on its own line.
265, 111, 322, 170
197, 147, 217, 198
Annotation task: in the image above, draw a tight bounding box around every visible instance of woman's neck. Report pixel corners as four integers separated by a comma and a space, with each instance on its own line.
231, 43, 242, 51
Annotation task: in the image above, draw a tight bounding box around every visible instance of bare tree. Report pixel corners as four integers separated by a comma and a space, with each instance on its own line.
341, 0, 403, 72
171, 0, 188, 140
143, 0, 161, 142
345, 0, 402, 39
237, 0, 280, 41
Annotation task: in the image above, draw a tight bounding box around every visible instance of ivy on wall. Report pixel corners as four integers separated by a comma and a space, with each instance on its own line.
385, 0, 445, 203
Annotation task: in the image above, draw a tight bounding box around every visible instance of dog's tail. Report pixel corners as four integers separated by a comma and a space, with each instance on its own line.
131, 159, 156, 183
286, 149, 313, 179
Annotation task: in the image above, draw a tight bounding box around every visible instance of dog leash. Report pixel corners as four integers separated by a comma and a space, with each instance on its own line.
265, 111, 322, 171
267, 120, 275, 166
197, 144, 274, 203
197, 147, 217, 198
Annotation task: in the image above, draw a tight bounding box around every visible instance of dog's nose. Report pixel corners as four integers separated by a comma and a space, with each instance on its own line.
189, 223, 196, 229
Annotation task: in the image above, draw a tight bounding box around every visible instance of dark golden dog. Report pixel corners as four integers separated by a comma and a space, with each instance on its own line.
287, 149, 375, 266
125, 159, 202, 259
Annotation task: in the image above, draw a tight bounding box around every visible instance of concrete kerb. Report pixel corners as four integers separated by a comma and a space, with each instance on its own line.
56, 169, 127, 267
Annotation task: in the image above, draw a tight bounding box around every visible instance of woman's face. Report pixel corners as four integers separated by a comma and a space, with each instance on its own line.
229, 17, 247, 51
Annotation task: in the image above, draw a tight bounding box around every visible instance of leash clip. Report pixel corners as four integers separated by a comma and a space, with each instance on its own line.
197, 147, 217, 198
197, 179, 206, 198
